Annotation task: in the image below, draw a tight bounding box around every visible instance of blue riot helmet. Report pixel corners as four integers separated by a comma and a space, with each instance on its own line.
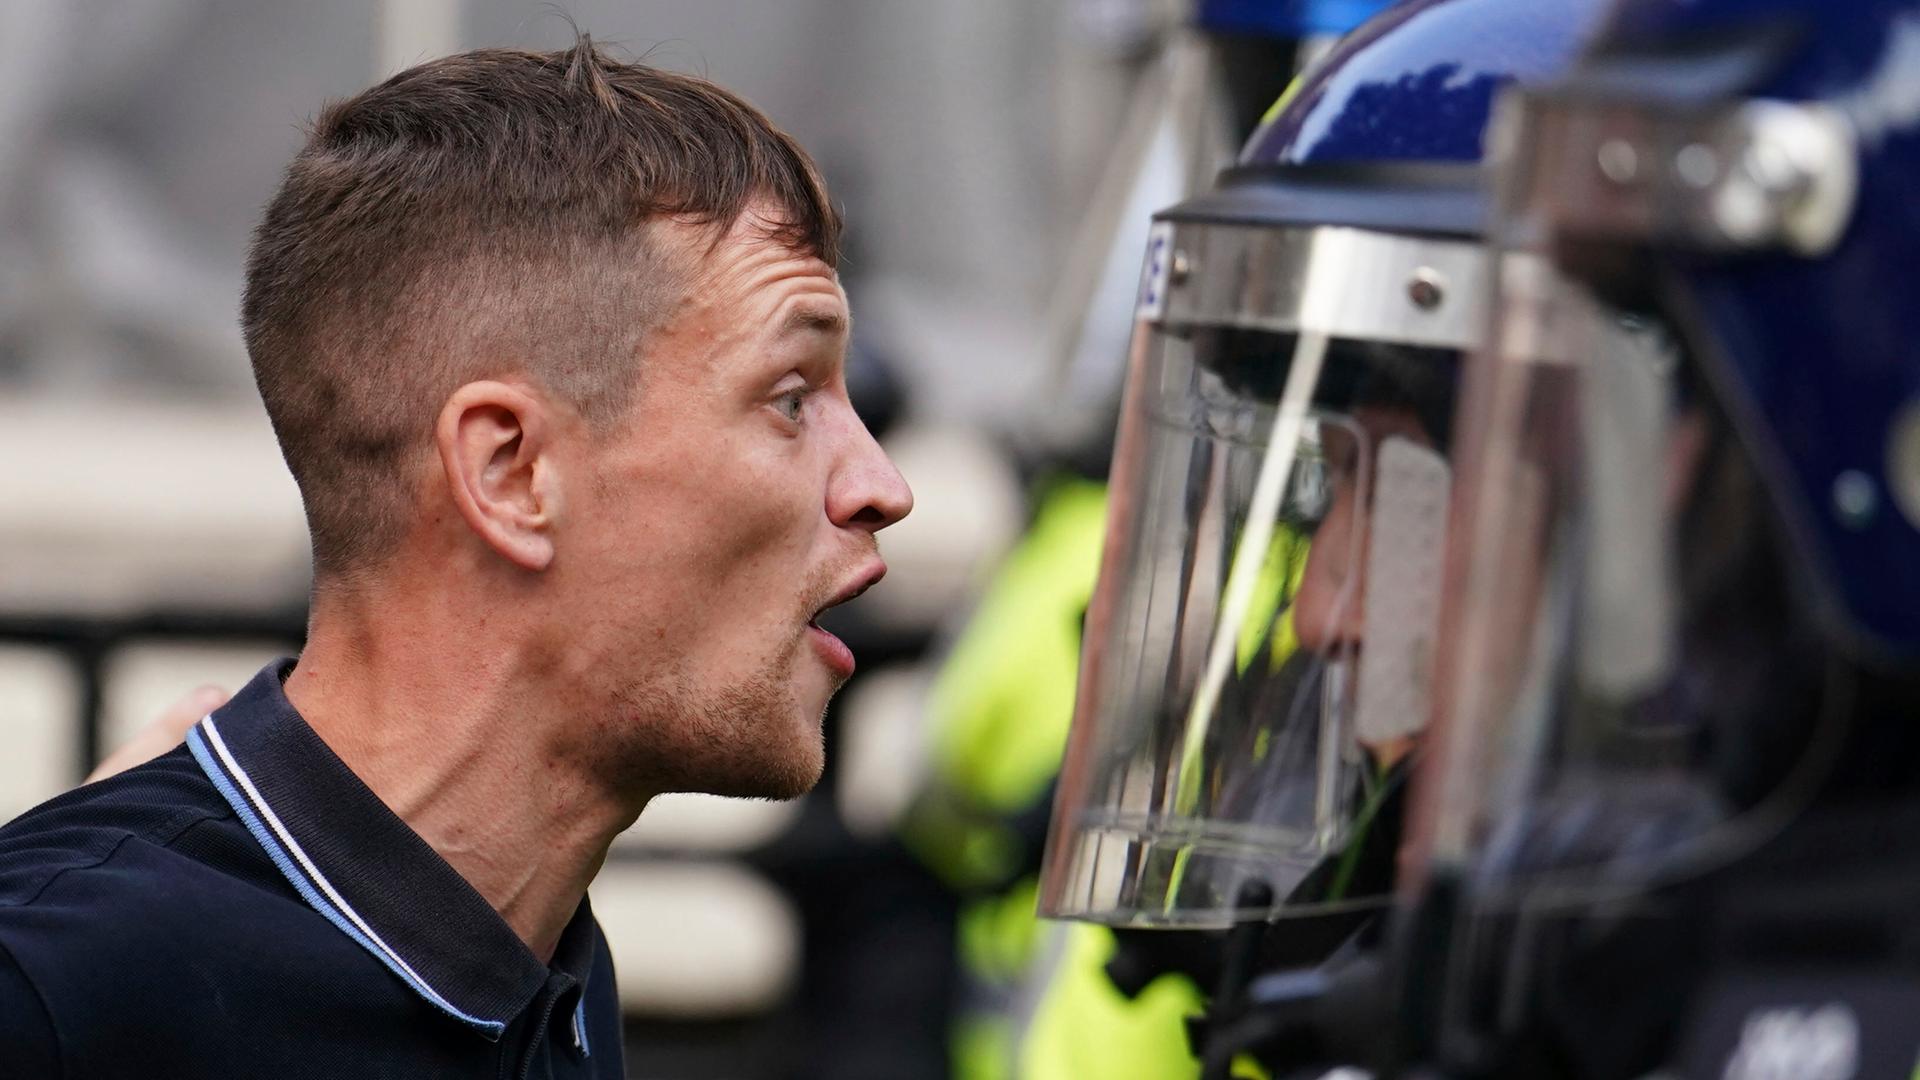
1196, 0, 1400, 139
1392, 0, 1920, 1072
1037, 0, 1610, 931
1196, 0, 1397, 39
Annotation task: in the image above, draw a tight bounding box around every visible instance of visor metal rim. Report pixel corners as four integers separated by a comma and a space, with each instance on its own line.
1153, 222, 1491, 353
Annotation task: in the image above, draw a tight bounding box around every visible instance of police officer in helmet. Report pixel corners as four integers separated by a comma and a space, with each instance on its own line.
1035, 0, 1611, 1073
1371, 0, 1920, 1076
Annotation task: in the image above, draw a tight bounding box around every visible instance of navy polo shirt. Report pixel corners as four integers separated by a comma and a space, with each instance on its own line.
0, 661, 624, 1078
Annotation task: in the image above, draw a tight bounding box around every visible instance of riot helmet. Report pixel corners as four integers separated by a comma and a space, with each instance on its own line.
1389, 0, 1920, 1070
1038, 0, 1612, 929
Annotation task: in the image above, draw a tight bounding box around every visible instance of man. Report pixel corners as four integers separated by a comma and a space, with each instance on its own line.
0, 39, 910, 1079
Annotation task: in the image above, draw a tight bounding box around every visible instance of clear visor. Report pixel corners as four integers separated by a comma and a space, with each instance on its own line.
1404, 253, 1841, 914
1039, 222, 1474, 928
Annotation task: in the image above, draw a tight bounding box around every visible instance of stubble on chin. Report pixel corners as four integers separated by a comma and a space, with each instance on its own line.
600, 646, 826, 801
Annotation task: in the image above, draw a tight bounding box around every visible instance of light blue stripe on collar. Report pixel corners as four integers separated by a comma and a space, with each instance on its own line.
187, 719, 508, 1039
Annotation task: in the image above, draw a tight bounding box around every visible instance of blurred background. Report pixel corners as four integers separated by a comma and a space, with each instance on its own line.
0, 0, 1363, 1076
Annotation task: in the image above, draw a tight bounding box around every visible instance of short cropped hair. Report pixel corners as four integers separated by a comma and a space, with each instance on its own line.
242, 38, 840, 578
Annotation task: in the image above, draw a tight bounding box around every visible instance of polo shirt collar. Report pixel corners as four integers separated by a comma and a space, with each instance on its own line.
185, 659, 592, 1039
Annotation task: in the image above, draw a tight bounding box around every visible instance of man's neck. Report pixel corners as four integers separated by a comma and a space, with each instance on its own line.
284, 584, 645, 964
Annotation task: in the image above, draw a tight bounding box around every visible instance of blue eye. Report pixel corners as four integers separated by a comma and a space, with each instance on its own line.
775, 388, 809, 422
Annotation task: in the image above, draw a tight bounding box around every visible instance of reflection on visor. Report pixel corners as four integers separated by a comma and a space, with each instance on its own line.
1187, 326, 1462, 455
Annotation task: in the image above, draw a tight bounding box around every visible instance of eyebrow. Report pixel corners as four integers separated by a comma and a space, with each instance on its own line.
780, 305, 848, 339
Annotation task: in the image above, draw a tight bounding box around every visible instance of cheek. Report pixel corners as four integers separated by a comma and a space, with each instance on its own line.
640, 433, 825, 599
1293, 489, 1362, 649
712, 449, 822, 557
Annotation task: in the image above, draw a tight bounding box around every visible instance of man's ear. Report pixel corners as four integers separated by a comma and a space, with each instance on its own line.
434, 381, 561, 572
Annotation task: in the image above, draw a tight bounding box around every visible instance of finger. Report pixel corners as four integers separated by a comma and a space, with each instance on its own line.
86, 684, 232, 784
156, 685, 231, 731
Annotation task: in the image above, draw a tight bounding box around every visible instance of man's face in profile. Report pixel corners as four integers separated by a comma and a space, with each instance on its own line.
557, 207, 912, 801
1291, 402, 1443, 765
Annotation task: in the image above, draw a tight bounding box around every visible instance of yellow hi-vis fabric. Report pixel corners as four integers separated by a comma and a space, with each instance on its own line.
910, 475, 1299, 1080
1020, 924, 1208, 1079
1020, 925, 1267, 1080
902, 477, 1109, 891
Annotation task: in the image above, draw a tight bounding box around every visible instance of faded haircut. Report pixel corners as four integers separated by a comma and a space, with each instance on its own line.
242, 37, 840, 578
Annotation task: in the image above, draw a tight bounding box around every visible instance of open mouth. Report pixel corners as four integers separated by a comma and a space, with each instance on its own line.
805, 562, 887, 679
807, 620, 856, 678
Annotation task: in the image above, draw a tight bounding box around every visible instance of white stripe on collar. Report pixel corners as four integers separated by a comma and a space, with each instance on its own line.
195, 715, 500, 1032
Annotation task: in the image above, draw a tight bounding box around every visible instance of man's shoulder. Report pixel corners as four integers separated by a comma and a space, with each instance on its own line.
0, 745, 242, 909
0, 743, 461, 1077
0, 746, 352, 1068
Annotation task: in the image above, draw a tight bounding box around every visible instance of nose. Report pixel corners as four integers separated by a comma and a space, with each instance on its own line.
828, 407, 914, 533
1291, 486, 1367, 657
